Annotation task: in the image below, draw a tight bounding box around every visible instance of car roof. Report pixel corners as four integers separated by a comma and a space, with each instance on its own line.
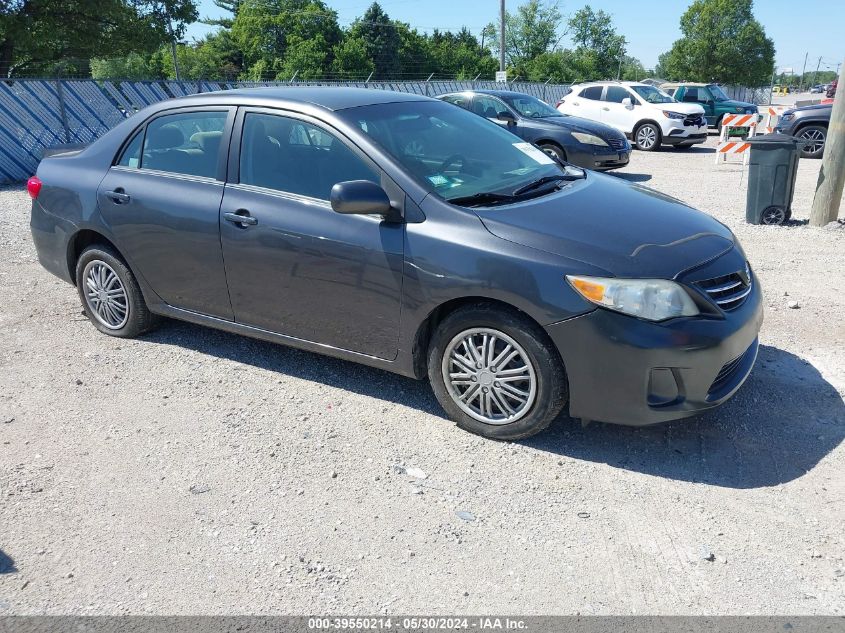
571, 81, 646, 88
661, 82, 709, 87
149, 87, 431, 112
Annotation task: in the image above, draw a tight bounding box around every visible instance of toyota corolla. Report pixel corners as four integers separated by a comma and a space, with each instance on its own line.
29, 88, 763, 440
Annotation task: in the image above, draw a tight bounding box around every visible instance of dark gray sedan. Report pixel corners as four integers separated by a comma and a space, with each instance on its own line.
29, 88, 762, 439
437, 89, 630, 170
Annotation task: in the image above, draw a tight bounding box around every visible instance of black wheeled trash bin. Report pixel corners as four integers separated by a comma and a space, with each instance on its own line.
745, 133, 804, 225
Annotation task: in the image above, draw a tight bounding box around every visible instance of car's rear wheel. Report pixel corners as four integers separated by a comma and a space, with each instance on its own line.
75, 245, 159, 338
427, 305, 567, 440
797, 125, 827, 158
634, 123, 661, 151
538, 143, 566, 163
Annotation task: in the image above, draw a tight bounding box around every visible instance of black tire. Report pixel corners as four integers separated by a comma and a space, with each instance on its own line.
796, 124, 827, 159
427, 304, 568, 441
75, 244, 159, 338
760, 206, 787, 226
538, 142, 566, 163
633, 122, 661, 151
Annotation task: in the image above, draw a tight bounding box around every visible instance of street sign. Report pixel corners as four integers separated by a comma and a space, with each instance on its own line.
495, 71, 507, 83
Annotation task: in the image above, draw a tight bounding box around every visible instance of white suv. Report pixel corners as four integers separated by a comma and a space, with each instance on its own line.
557, 81, 708, 151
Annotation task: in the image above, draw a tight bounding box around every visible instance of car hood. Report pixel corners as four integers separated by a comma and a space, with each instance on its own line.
792, 103, 832, 115
476, 172, 735, 279
664, 102, 706, 115
535, 115, 626, 140
721, 99, 756, 110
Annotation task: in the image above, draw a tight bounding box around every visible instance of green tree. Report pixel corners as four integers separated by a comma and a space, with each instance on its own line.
429, 28, 497, 79
486, 0, 562, 73
90, 53, 155, 79
0, 0, 197, 77
349, 2, 400, 78
331, 36, 374, 79
280, 35, 328, 79
568, 6, 626, 80
202, 0, 241, 28
657, 0, 775, 86
231, 0, 340, 79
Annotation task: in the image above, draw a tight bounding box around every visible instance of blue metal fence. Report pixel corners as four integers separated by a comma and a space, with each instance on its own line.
0, 78, 574, 184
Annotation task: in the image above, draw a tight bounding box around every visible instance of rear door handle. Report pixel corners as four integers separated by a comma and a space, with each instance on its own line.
224, 211, 258, 226
104, 190, 130, 204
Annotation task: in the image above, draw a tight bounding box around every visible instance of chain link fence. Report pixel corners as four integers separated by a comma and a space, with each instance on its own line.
0, 77, 771, 184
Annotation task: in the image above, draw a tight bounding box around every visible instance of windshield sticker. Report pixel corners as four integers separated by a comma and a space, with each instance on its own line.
427, 174, 450, 187
513, 142, 556, 165
427, 174, 464, 188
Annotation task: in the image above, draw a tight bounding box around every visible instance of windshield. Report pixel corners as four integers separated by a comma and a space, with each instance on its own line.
707, 84, 731, 101
631, 85, 675, 104
339, 101, 564, 204
504, 94, 562, 118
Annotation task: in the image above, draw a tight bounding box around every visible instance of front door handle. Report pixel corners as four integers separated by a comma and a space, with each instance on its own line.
104, 190, 130, 204
602, 107, 610, 111
224, 210, 258, 226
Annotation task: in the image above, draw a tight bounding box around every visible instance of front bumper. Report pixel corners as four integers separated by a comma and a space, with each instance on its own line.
568, 144, 631, 172
545, 272, 763, 426
662, 119, 708, 144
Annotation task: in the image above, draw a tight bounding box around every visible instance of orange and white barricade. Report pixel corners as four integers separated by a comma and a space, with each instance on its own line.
759, 106, 789, 134
715, 113, 759, 165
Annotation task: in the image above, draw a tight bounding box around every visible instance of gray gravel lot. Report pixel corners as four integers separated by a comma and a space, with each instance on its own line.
1, 133, 844, 615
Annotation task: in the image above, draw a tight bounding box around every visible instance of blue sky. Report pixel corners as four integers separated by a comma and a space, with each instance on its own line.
187, 0, 843, 74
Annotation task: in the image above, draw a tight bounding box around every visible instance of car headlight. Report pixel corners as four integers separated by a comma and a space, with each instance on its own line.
662, 110, 686, 120
566, 275, 700, 321
745, 107, 757, 114
780, 113, 794, 122
571, 132, 609, 147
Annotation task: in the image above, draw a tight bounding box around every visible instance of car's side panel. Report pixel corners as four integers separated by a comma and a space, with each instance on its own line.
218, 106, 405, 361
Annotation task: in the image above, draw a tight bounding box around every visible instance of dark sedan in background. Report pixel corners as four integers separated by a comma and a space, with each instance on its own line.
437, 89, 631, 171
774, 103, 831, 158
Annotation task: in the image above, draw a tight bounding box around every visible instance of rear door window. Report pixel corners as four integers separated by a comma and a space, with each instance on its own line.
604, 86, 630, 103
580, 86, 603, 100
141, 111, 228, 179
441, 94, 471, 110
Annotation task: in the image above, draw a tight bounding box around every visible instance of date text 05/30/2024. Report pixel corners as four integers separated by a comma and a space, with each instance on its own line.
308, 617, 528, 630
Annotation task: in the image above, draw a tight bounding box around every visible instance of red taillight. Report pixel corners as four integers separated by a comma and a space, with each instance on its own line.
27, 176, 42, 199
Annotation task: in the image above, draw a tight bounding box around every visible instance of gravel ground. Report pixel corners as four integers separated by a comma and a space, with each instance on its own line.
1, 133, 844, 615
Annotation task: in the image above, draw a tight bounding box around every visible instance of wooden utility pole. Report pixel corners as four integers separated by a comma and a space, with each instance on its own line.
499, 0, 506, 72
799, 52, 808, 92
812, 56, 822, 87
809, 55, 845, 226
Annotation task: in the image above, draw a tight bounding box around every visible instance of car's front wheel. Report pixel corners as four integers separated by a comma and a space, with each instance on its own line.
427, 305, 567, 440
797, 125, 827, 158
634, 123, 661, 151
538, 143, 566, 163
75, 245, 159, 338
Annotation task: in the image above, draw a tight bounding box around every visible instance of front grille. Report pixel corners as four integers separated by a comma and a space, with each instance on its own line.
696, 266, 753, 311
683, 114, 706, 127
607, 138, 627, 151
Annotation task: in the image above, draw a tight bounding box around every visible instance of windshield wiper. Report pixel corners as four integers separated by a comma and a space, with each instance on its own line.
511, 171, 583, 197
448, 191, 518, 207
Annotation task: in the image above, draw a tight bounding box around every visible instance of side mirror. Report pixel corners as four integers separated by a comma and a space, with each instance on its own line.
621, 97, 633, 109
330, 180, 395, 218
497, 111, 517, 125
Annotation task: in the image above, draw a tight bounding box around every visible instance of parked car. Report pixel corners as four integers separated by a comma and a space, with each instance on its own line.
809, 85, 825, 94
661, 83, 758, 129
826, 80, 838, 99
774, 103, 832, 158
436, 90, 630, 171
29, 88, 762, 440
557, 81, 707, 151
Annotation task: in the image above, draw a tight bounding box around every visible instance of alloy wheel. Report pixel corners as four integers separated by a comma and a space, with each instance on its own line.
636, 125, 657, 150
441, 328, 537, 425
83, 260, 129, 330
798, 128, 825, 154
